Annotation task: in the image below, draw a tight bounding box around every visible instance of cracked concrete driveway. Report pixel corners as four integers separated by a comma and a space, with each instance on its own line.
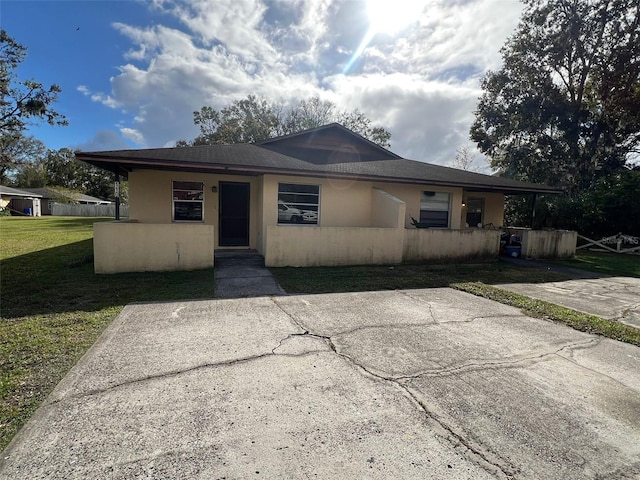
498, 276, 640, 329
2, 289, 640, 479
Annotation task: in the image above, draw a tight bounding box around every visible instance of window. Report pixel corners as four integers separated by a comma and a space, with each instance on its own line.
278, 183, 319, 225
466, 198, 484, 227
173, 181, 204, 221
420, 191, 450, 228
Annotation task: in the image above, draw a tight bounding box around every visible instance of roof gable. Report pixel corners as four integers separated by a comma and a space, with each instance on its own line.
257, 123, 400, 164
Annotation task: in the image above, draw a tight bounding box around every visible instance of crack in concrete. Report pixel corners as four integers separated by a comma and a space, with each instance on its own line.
45, 352, 275, 405
397, 290, 439, 323
388, 338, 601, 380
270, 297, 313, 335
320, 339, 514, 478
46, 341, 327, 406
270, 295, 611, 477
554, 349, 640, 391
435, 314, 526, 326
266, 298, 515, 478
271, 297, 526, 340
402, 385, 518, 479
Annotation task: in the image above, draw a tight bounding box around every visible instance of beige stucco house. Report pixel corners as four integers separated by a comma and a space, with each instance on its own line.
0, 185, 43, 216
77, 124, 572, 273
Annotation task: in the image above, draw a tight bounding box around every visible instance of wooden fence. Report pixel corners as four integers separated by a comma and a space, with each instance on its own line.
577, 233, 640, 254
52, 203, 129, 217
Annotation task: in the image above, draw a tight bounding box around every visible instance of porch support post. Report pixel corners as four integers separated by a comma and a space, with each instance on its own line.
114, 171, 121, 221
530, 193, 538, 228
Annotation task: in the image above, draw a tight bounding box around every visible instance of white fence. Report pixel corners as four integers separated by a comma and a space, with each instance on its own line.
577, 233, 640, 255
52, 203, 129, 217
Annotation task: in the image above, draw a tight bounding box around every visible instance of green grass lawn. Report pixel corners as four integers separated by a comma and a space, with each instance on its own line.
550, 251, 640, 278
0, 216, 216, 451
270, 261, 571, 294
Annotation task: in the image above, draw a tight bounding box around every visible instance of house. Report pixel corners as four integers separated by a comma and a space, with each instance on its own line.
76, 124, 575, 274
18, 187, 112, 215
0, 185, 43, 216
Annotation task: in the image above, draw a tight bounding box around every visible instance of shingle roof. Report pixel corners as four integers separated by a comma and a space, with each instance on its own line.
0, 185, 43, 197
19, 187, 111, 204
76, 125, 561, 195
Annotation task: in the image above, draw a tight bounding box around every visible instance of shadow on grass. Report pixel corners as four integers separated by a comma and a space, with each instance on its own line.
269, 259, 585, 296
1, 240, 216, 319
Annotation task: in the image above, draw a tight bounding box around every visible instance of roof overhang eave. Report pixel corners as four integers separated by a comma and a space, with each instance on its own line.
76, 155, 562, 195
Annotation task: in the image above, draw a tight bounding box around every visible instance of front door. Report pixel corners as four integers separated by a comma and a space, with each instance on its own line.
219, 182, 250, 246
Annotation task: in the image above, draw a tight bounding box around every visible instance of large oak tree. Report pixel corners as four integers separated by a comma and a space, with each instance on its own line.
1, 30, 67, 183
179, 95, 391, 148
471, 0, 640, 197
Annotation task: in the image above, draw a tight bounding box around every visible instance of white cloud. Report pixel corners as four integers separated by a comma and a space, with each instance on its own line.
86, 0, 522, 164
120, 127, 145, 146
326, 72, 483, 165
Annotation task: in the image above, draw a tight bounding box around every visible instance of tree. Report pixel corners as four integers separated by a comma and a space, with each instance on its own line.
45, 148, 114, 200
12, 148, 117, 201
553, 167, 640, 236
451, 145, 484, 172
279, 96, 335, 134
1, 30, 67, 181
1, 132, 45, 183
471, 0, 640, 197
179, 95, 391, 148
191, 95, 280, 145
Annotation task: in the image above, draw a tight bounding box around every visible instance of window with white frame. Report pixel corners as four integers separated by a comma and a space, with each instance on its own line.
277, 183, 319, 225
420, 191, 450, 228
172, 181, 204, 221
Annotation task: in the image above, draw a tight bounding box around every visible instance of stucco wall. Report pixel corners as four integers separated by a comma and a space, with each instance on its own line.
127, 169, 259, 249
403, 229, 501, 262
513, 229, 577, 259
371, 188, 405, 228
261, 175, 466, 230
265, 226, 404, 267
93, 222, 215, 273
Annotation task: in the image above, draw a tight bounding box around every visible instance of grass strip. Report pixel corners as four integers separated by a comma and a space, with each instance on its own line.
452, 281, 640, 347
550, 251, 640, 278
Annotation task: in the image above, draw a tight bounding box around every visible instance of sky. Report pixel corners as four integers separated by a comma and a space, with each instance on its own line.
2, 0, 524, 168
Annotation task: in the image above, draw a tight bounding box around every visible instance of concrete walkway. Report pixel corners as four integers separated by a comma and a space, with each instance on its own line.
2, 289, 639, 479
498, 258, 640, 329
214, 250, 286, 299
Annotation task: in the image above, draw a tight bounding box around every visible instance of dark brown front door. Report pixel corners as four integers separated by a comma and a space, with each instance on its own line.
219, 182, 250, 246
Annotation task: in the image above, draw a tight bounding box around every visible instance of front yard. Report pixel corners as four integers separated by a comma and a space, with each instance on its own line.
0, 217, 216, 451
1, 216, 638, 452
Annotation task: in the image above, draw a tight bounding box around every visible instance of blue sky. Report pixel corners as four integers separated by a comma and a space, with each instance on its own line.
2, 0, 523, 167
